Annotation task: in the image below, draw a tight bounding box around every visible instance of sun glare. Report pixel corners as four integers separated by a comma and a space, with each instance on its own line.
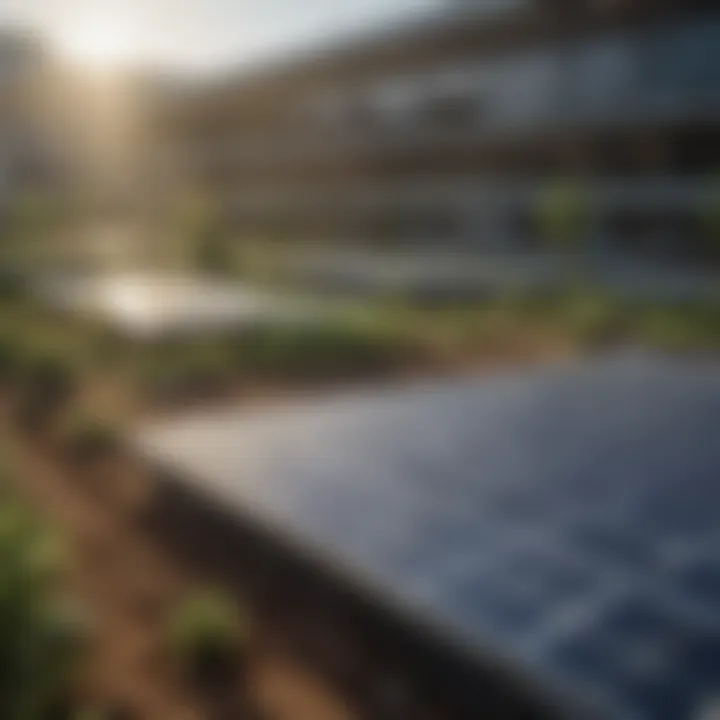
55, 18, 137, 69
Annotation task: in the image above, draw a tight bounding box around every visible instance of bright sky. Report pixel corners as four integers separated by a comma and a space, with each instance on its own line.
0, 0, 444, 73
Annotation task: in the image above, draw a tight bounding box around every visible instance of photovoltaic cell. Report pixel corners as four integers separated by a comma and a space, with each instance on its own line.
135, 354, 720, 720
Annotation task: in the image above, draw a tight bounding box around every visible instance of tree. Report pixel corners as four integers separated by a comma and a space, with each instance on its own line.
174, 192, 232, 275
536, 180, 592, 252
696, 175, 720, 263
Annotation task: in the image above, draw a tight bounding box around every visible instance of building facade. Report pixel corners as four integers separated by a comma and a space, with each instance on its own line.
0, 30, 101, 222
0, 31, 57, 202
163, 0, 719, 260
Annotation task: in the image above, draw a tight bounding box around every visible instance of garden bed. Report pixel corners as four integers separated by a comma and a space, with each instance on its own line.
0, 277, 718, 719
2, 419, 360, 720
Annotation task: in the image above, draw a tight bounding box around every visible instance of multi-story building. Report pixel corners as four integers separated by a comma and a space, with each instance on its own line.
161, 0, 719, 263
0, 27, 159, 238
0, 30, 102, 213
0, 31, 57, 201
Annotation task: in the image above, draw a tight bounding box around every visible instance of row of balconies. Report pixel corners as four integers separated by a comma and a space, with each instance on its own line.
179, 93, 719, 172
213, 178, 718, 258
222, 178, 717, 214
173, 11, 719, 167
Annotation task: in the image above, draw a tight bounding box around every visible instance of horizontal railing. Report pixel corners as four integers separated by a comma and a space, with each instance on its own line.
177, 96, 720, 171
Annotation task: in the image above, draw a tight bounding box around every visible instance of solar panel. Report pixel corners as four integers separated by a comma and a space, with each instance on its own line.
135, 354, 720, 720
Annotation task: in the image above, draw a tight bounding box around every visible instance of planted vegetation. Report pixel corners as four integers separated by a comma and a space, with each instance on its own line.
0, 466, 90, 719
2, 278, 719, 424
387, 289, 720, 356
0, 235, 717, 720
232, 320, 413, 379
132, 319, 415, 405
12, 351, 80, 437
2, 271, 720, 414
136, 340, 236, 403
0, 334, 20, 383
61, 414, 122, 469
166, 589, 251, 688
0, 267, 29, 301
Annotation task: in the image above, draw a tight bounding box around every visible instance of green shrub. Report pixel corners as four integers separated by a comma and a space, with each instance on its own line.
0, 268, 29, 301
20, 353, 78, 402
0, 497, 89, 719
553, 291, 630, 347
695, 177, 720, 262
536, 181, 594, 252
235, 321, 411, 379
639, 303, 720, 351
172, 193, 233, 275
61, 416, 121, 467
194, 235, 233, 276
166, 590, 249, 684
73, 702, 135, 720
13, 352, 80, 433
138, 342, 235, 402
0, 335, 21, 381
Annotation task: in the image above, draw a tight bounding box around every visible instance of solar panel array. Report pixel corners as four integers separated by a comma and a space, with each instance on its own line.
136, 355, 720, 720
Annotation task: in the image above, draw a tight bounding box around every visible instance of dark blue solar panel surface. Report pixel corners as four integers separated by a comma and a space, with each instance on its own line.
136, 355, 720, 720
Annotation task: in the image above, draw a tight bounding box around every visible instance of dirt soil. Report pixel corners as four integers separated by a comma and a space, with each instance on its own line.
1, 343, 577, 720
6, 421, 359, 720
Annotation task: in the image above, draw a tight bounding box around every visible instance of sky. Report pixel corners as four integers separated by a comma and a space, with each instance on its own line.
0, 0, 445, 74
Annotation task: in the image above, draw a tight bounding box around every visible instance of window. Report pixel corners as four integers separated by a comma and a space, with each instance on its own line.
640, 15, 720, 101
371, 77, 421, 125
492, 53, 560, 123
573, 34, 635, 116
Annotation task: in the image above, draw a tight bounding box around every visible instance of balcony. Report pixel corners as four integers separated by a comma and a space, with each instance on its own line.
174, 11, 720, 174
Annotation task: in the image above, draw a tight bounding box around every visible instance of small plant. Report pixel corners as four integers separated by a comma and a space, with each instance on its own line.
166, 589, 250, 687
696, 175, 720, 263
194, 234, 233, 276
139, 342, 235, 404
0, 494, 90, 719
553, 290, 630, 348
639, 302, 720, 351
61, 416, 122, 468
0, 334, 20, 383
236, 320, 412, 379
73, 702, 137, 720
172, 193, 233, 276
536, 180, 593, 253
13, 352, 79, 435
0, 267, 29, 301
23, 355, 78, 402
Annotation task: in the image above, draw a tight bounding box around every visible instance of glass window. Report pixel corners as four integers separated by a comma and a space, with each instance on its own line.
372, 76, 422, 122
641, 15, 720, 98
572, 34, 635, 115
488, 52, 560, 123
